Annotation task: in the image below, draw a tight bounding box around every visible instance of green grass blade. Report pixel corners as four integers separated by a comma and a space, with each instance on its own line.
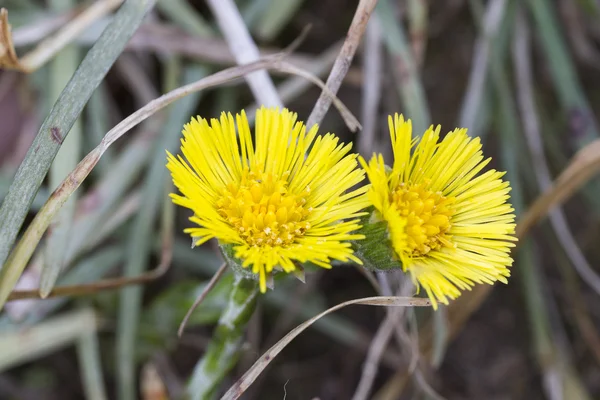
528, 0, 599, 147
0, 308, 98, 370
116, 64, 206, 400
77, 331, 108, 400
255, 0, 305, 40
376, 0, 430, 134
87, 84, 114, 176
0, 0, 157, 270
41, 0, 82, 298
156, 0, 214, 37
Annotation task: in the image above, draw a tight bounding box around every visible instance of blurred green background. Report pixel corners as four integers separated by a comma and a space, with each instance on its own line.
2, 0, 600, 399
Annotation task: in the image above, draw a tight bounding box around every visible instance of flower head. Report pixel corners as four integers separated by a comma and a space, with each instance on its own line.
359, 114, 517, 308
167, 107, 368, 292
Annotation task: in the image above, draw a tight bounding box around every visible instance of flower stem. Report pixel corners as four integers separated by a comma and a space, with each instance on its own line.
187, 273, 259, 400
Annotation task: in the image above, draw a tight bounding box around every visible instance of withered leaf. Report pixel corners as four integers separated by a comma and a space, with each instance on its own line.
0, 8, 25, 72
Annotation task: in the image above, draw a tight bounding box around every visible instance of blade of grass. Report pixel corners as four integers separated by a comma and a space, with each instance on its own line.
519, 241, 591, 400
156, 0, 213, 38
3, 187, 140, 319
116, 63, 206, 400
0, 174, 48, 211
459, 0, 510, 133
492, 13, 590, 393
41, 0, 82, 298
407, 0, 428, 66
528, 0, 599, 147
55, 52, 161, 289
241, 0, 271, 29
255, 0, 305, 41
513, 10, 600, 296
10, 7, 75, 47
77, 330, 108, 400
527, 0, 600, 215
376, 0, 430, 134
7, 189, 170, 302
0, 308, 98, 370
87, 84, 114, 176
0, 0, 157, 271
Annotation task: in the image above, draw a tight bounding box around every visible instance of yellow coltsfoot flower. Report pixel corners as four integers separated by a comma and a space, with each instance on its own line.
167, 107, 369, 292
358, 114, 517, 308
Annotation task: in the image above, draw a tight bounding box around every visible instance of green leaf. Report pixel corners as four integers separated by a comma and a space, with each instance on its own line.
352, 207, 404, 272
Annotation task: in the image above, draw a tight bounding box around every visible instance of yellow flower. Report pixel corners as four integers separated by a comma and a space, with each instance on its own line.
359, 114, 517, 308
167, 107, 369, 292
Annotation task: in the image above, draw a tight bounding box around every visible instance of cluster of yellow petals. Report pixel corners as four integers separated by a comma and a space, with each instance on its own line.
168, 106, 517, 306
360, 114, 517, 308
167, 107, 368, 292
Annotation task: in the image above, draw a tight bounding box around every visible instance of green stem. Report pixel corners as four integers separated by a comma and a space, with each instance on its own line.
187, 274, 259, 400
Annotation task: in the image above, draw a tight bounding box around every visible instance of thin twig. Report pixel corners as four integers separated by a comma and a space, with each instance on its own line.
277, 62, 361, 131
6, 192, 173, 301
178, 262, 228, 337
516, 139, 600, 238
206, 0, 282, 107
459, 0, 507, 131
513, 11, 600, 297
375, 273, 443, 399
307, 0, 378, 128
2, 0, 125, 72
358, 16, 383, 156
355, 265, 381, 293
352, 307, 399, 400
244, 41, 343, 119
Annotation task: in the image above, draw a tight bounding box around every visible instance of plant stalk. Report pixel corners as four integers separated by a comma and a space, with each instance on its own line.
187, 274, 259, 400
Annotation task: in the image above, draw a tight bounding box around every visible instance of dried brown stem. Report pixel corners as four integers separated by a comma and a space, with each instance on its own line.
1, 0, 124, 72
177, 262, 228, 337
307, 0, 378, 128
6, 194, 174, 301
